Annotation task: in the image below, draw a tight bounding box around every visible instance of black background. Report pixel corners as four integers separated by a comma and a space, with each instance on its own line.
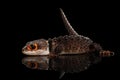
13, 1, 120, 80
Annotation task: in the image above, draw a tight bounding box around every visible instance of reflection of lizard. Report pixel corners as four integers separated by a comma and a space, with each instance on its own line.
22, 8, 114, 57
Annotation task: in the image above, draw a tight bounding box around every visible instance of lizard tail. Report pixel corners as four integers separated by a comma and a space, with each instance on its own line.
60, 8, 79, 36
99, 50, 114, 57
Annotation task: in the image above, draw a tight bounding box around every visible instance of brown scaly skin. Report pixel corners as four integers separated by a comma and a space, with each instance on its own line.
48, 35, 114, 57
48, 35, 102, 55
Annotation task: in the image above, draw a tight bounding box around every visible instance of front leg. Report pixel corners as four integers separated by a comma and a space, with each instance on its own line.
48, 45, 63, 58
48, 52, 59, 58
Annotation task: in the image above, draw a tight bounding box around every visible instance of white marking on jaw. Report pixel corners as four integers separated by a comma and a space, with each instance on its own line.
23, 47, 50, 55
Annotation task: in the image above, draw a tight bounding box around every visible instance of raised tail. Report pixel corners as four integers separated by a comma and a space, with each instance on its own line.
60, 8, 79, 36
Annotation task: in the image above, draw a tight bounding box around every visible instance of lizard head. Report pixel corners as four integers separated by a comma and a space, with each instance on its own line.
22, 39, 49, 55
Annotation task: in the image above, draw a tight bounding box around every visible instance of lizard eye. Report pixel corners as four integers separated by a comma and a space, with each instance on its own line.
33, 43, 38, 50
27, 43, 38, 51
27, 61, 38, 69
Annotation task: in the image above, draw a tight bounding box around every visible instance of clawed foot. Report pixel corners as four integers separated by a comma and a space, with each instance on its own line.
100, 50, 114, 57
48, 53, 58, 58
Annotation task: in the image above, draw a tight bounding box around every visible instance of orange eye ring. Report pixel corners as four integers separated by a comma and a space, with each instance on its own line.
26, 43, 38, 51
34, 43, 38, 50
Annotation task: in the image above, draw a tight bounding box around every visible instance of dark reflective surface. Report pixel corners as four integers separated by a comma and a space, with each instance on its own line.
15, 53, 118, 80
48, 53, 101, 73
20, 52, 119, 80
22, 52, 102, 78
22, 53, 101, 73
22, 56, 49, 70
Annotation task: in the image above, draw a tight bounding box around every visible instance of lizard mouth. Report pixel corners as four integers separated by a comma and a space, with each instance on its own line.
22, 47, 50, 55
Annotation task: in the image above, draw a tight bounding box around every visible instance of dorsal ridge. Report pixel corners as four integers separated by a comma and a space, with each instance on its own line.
60, 8, 79, 36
